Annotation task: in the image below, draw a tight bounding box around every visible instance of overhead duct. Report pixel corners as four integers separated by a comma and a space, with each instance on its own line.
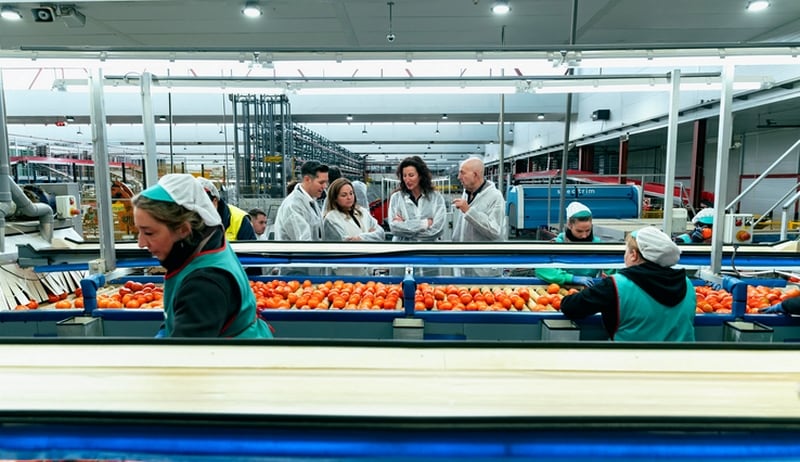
8, 178, 54, 244
0, 71, 13, 254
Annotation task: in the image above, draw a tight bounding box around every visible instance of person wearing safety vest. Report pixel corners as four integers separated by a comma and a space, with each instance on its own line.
196, 177, 257, 242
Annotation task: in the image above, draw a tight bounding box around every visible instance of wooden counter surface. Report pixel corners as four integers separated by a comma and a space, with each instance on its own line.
0, 342, 798, 420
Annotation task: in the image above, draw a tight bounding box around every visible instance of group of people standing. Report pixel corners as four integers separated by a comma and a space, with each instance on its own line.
130, 156, 699, 342
265, 155, 507, 277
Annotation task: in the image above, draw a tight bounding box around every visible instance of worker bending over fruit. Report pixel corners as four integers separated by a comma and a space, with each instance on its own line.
133, 174, 273, 339
560, 226, 696, 342
535, 201, 604, 287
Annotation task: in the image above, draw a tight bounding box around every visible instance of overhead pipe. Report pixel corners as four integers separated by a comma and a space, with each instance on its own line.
0, 71, 14, 253
7, 177, 54, 243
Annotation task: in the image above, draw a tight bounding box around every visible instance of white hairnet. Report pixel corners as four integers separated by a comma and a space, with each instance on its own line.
566, 201, 592, 219
634, 226, 681, 267
692, 207, 714, 225
140, 174, 222, 227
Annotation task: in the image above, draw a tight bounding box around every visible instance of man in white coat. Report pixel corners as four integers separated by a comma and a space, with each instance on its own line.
274, 160, 329, 242
451, 156, 507, 277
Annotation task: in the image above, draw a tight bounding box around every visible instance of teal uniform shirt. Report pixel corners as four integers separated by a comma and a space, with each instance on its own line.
163, 242, 272, 338
613, 273, 696, 342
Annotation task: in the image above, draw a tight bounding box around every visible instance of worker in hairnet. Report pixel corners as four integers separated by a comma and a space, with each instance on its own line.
560, 226, 696, 342
535, 201, 604, 287
451, 156, 506, 277
132, 174, 272, 338
673, 207, 714, 244
196, 177, 257, 241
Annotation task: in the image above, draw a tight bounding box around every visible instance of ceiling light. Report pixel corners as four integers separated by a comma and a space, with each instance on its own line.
537, 113, 545, 120
346, 114, 353, 121
441, 114, 448, 120
491, 0, 510, 15
1, 6, 22, 20
746, 0, 769, 11
242, 2, 262, 18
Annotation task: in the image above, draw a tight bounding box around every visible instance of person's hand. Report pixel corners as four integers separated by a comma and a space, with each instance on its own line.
571, 275, 595, 287
760, 303, 786, 314
690, 226, 705, 242
427, 218, 433, 228
708, 282, 722, 290
154, 328, 167, 338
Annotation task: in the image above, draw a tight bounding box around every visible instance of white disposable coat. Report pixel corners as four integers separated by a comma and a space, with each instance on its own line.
323, 206, 385, 242
388, 190, 446, 242
274, 184, 323, 241
451, 180, 506, 277
323, 206, 385, 276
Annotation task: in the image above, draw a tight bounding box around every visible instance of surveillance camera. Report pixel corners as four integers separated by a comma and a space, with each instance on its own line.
386, 33, 396, 43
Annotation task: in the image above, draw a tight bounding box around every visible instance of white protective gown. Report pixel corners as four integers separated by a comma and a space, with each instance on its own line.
274, 184, 323, 241
387, 189, 446, 242
323, 206, 385, 242
451, 180, 506, 277
323, 206, 386, 275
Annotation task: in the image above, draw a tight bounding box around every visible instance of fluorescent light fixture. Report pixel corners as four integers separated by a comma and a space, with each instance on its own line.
746, 0, 769, 12
1, 6, 22, 20
491, 0, 510, 15
242, 2, 262, 17
537, 113, 545, 120
297, 85, 518, 95
529, 81, 763, 94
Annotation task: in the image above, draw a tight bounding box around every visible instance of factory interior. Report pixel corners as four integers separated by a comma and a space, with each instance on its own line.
1, 0, 800, 459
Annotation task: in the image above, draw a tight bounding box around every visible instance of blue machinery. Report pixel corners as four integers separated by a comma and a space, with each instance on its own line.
507, 184, 642, 235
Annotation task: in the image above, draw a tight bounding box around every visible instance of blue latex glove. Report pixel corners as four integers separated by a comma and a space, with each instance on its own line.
571, 275, 595, 287
760, 303, 785, 315
690, 226, 705, 243
154, 328, 167, 338
708, 282, 722, 291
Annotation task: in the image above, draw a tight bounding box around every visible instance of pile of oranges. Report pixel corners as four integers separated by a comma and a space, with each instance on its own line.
94, 281, 164, 309
694, 286, 733, 314
746, 285, 800, 313
252, 279, 403, 310
414, 283, 578, 312
15, 278, 800, 315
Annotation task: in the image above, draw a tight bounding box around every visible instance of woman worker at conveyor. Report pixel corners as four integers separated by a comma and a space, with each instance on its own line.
132, 174, 273, 338
535, 201, 604, 287
560, 226, 696, 342
673, 207, 714, 244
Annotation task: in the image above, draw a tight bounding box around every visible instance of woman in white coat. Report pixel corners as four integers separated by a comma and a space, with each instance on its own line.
388, 156, 446, 242
323, 178, 385, 275
388, 156, 447, 276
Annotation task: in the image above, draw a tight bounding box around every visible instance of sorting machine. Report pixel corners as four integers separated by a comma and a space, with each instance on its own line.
506, 184, 641, 237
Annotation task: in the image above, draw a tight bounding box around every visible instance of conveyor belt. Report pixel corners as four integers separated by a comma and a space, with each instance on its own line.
17, 239, 800, 272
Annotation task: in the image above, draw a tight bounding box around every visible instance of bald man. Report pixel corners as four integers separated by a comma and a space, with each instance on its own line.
452, 156, 506, 277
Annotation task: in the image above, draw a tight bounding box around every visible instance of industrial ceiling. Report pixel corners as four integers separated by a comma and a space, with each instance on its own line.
1, 0, 800, 170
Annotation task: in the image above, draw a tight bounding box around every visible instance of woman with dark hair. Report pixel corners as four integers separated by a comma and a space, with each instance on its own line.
323, 178, 385, 275
132, 174, 272, 338
387, 156, 446, 242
